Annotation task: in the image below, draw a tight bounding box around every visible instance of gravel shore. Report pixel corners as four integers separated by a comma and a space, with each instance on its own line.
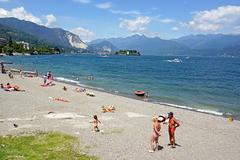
1, 74, 240, 160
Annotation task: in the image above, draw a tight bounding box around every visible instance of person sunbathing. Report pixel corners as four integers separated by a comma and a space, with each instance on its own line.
6, 83, 12, 89
101, 105, 116, 113
75, 87, 86, 92
12, 85, 25, 92
4, 83, 25, 92
53, 97, 69, 102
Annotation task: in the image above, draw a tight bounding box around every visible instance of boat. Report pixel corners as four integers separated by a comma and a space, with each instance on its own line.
165, 58, 182, 63
134, 90, 145, 96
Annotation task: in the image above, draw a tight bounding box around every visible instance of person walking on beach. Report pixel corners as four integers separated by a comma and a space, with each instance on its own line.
90, 115, 101, 132
167, 112, 180, 148
149, 116, 164, 153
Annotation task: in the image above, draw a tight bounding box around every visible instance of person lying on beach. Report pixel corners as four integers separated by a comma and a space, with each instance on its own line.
86, 92, 95, 97
4, 83, 14, 91
167, 112, 180, 148
49, 97, 69, 102
90, 115, 101, 132
3, 83, 25, 92
101, 105, 116, 113
75, 87, 86, 92
149, 116, 163, 153
12, 85, 25, 92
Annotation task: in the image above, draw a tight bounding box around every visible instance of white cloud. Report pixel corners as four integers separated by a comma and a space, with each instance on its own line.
171, 27, 179, 31
0, 6, 42, 24
110, 10, 141, 15
70, 27, 95, 42
119, 16, 151, 33
73, 0, 91, 4
96, 2, 111, 9
233, 26, 240, 34
188, 5, 240, 32
45, 14, 56, 27
0, 7, 58, 27
160, 18, 174, 24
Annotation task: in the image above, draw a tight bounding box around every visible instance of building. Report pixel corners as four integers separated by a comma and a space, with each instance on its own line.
16, 41, 30, 50
0, 38, 7, 46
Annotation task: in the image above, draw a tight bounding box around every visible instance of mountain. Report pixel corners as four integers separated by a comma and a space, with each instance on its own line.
0, 18, 87, 49
0, 23, 50, 47
90, 34, 190, 55
174, 34, 240, 50
87, 41, 118, 53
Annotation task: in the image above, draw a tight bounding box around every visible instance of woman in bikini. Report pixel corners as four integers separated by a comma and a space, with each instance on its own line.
168, 112, 180, 148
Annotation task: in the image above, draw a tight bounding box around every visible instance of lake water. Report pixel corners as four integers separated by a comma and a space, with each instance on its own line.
1, 54, 240, 119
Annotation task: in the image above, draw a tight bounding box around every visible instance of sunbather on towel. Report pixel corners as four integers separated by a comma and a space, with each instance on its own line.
101, 105, 116, 113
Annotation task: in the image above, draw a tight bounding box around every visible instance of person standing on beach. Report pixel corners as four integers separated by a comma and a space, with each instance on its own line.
47, 71, 53, 80
90, 115, 101, 132
167, 112, 180, 148
19, 70, 23, 78
149, 117, 162, 152
43, 75, 47, 85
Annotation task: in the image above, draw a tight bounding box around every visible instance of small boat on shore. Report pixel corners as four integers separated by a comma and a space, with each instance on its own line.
134, 90, 145, 96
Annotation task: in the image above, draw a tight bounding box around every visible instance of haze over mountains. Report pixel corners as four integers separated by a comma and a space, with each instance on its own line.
0, 17, 240, 56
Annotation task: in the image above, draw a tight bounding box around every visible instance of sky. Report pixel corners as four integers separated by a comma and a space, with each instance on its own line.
0, 0, 240, 42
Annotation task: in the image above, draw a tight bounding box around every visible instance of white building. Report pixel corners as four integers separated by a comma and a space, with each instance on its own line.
16, 41, 30, 50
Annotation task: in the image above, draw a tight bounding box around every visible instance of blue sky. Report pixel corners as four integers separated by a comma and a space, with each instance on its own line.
0, 0, 240, 41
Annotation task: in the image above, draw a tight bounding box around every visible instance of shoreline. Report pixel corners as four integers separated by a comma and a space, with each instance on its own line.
54, 76, 232, 120
0, 60, 236, 120
1, 73, 240, 160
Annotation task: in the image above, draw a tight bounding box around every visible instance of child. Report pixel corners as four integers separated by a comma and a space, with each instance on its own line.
63, 86, 67, 91
43, 75, 47, 85
167, 112, 180, 148
90, 115, 101, 132
149, 116, 162, 153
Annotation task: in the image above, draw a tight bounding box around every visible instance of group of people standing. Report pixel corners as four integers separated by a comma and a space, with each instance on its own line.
43, 71, 53, 86
150, 112, 180, 153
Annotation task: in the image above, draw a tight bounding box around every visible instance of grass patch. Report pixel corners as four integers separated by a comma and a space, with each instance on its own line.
0, 132, 97, 160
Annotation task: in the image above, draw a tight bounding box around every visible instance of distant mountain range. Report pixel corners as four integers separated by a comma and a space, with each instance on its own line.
174, 34, 240, 50
90, 34, 240, 56
89, 34, 190, 55
0, 17, 240, 56
87, 41, 118, 53
0, 18, 87, 50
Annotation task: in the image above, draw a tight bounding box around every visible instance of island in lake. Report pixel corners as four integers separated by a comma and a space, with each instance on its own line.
115, 50, 140, 56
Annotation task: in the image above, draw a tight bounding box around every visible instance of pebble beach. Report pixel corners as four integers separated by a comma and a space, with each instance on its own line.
1, 74, 240, 160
